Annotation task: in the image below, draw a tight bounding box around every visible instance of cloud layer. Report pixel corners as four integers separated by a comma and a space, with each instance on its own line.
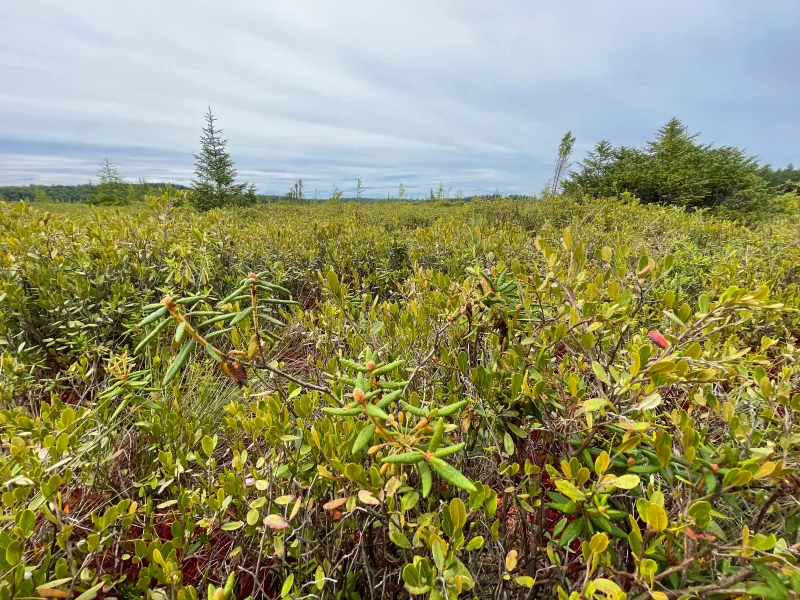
1, 1, 798, 196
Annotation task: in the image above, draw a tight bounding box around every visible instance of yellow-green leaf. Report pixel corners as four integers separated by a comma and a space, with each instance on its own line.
646, 503, 668, 532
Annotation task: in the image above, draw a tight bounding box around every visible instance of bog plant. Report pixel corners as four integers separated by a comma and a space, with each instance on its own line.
1, 197, 800, 599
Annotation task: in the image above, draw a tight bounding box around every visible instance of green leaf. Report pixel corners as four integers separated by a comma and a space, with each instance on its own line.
281, 574, 295, 598
450, 497, 467, 531
595, 451, 610, 476
514, 576, 535, 588
432, 538, 446, 571
137, 305, 167, 327
433, 442, 465, 458
465, 536, 484, 551
221, 521, 244, 531
352, 422, 376, 454
389, 522, 412, 549
592, 361, 611, 385
5, 539, 21, 565
647, 504, 668, 532
400, 400, 429, 417
75, 582, 105, 600
560, 518, 584, 546
17, 509, 35, 536
688, 500, 712, 528
162, 339, 195, 387
698, 293, 710, 314
134, 317, 172, 355
418, 461, 432, 498
555, 479, 586, 502
382, 451, 425, 464
218, 283, 250, 305
230, 306, 254, 325
365, 403, 390, 420
201, 435, 216, 458
429, 456, 477, 492
503, 432, 515, 456
613, 474, 641, 490
437, 399, 469, 416
322, 405, 362, 416
429, 419, 444, 453
747, 586, 787, 600
371, 359, 404, 377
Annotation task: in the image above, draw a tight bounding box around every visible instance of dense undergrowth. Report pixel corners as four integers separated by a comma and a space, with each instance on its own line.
1, 194, 800, 599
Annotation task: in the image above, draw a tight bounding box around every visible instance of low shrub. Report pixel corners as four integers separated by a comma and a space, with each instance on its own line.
1, 197, 800, 599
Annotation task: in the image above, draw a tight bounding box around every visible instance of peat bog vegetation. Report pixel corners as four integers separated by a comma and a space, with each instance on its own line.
2, 117, 800, 600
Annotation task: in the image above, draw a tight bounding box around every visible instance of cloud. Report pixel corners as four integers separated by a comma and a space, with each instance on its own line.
1, 0, 798, 195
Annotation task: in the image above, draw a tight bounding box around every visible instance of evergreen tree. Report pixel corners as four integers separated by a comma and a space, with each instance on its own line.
190, 108, 256, 211
91, 158, 127, 205
356, 178, 363, 201
32, 186, 51, 203
397, 183, 406, 200
565, 118, 770, 209
329, 182, 343, 202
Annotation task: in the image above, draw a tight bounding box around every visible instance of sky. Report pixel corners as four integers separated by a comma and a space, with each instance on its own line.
1, 1, 798, 197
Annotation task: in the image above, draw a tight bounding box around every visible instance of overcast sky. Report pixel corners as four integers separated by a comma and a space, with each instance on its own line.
1, 1, 798, 196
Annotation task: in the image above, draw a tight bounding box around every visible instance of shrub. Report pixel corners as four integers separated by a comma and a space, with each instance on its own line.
1, 199, 800, 599
565, 118, 772, 212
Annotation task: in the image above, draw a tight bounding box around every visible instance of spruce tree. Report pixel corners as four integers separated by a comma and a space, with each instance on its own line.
91, 158, 127, 205
190, 108, 256, 211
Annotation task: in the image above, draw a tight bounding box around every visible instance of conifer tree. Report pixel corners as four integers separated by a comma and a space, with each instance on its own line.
190, 108, 256, 211
91, 158, 127, 205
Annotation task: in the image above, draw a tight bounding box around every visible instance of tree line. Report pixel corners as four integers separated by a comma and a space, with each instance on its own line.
2, 112, 796, 210
558, 118, 798, 209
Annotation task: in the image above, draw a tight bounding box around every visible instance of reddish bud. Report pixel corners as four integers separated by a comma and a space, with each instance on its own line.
247, 272, 257, 279
162, 296, 172, 307
627, 457, 635, 467
515, 304, 522, 311
353, 388, 366, 403
711, 463, 719, 472
365, 361, 376, 371
648, 330, 669, 349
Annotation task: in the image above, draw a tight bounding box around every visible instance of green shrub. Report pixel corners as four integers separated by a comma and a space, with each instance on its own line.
565, 118, 772, 212
1, 197, 800, 599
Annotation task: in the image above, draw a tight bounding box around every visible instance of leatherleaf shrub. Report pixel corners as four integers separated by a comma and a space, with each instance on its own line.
1, 196, 800, 600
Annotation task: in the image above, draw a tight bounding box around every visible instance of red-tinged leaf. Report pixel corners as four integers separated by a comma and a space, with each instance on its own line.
323, 498, 348, 511
684, 528, 716, 541
648, 330, 669, 349
264, 514, 289, 530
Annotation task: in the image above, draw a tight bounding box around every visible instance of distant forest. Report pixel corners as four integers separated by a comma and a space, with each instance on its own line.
0, 182, 187, 204
0, 182, 521, 204
1, 164, 797, 206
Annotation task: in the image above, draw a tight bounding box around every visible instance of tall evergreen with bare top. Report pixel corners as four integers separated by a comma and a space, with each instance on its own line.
190, 108, 256, 211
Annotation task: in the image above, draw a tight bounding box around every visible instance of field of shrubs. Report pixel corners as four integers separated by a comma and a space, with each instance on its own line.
2, 193, 800, 600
